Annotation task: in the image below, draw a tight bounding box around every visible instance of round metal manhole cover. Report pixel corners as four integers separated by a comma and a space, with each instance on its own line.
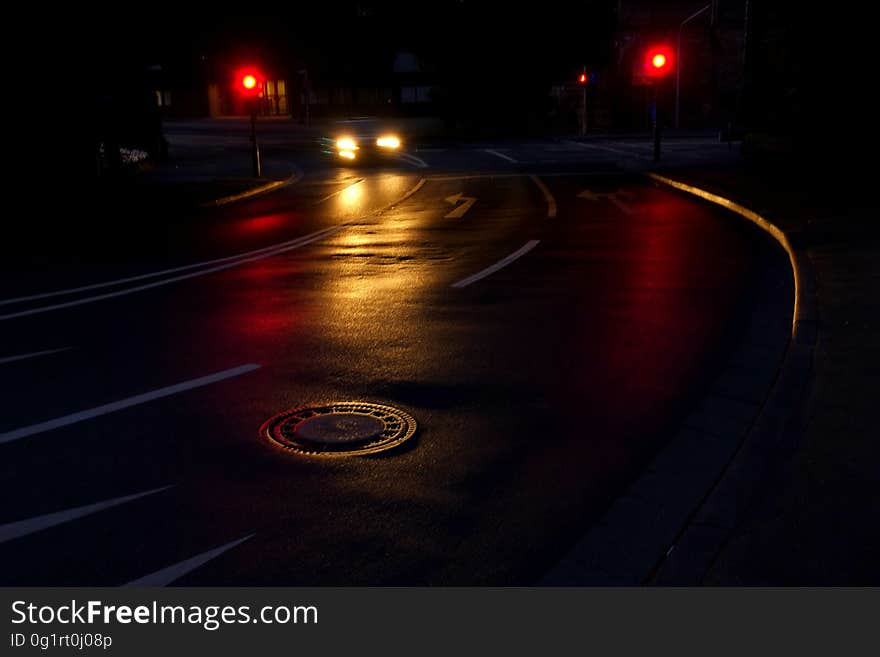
260, 402, 417, 456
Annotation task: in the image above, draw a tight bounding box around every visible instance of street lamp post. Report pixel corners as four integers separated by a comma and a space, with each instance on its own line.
675, 3, 712, 129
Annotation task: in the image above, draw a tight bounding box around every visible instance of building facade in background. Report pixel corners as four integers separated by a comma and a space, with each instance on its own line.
154, 46, 440, 121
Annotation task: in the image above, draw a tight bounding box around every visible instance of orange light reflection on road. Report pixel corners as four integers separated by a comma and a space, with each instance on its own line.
339, 181, 363, 206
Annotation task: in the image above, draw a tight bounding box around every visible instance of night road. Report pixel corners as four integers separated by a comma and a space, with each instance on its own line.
0, 132, 788, 585
4, 6, 876, 655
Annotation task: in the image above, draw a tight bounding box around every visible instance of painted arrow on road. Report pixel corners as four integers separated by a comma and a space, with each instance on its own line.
577, 190, 608, 201
577, 189, 634, 215
444, 193, 478, 219
576, 189, 634, 201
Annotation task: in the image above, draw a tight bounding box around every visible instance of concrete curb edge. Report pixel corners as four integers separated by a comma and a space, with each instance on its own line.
205, 167, 303, 207
648, 172, 817, 584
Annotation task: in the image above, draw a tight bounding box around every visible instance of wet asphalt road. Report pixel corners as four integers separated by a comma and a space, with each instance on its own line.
0, 140, 780, 585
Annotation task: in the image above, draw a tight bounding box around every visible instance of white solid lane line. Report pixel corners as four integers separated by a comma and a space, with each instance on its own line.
398, 152, 429, 168
369, 177, 427, 213
0, 178, 425, 312
0, 364, 260, 444
529, 175, 557, 218
125, 534, 255, 587
0, 487, 172, 544
0, 225, 344, 322
451, 240, 541, 289
305, 177, 363, 185
0, 347, 71, 366
314, 178, 365, 204
484, 148, 518, 163
1, 177, 428, 319
0, 231, 329, 308
565, 140, 652, 161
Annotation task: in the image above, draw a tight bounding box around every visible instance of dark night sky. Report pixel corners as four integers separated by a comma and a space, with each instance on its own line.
18, 1, 876, 175
67, 2, 618, 82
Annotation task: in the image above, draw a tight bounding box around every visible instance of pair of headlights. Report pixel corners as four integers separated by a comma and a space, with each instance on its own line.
336, 135, 401, 156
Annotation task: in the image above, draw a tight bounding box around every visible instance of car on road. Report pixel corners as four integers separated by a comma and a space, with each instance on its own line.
319, 118, 404, 165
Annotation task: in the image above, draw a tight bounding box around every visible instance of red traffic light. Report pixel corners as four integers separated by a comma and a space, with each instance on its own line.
578, 72, 587, 84
646, 47, 672, 76
236, 68, 264, 96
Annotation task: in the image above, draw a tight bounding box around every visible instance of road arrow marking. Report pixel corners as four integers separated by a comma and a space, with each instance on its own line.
576, 189, 634, 215
577, 190, 604, 201
444, 193, 478, 219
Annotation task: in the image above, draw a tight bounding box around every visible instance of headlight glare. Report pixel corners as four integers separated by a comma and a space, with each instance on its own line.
336, 137, 358, 151
376, 135, 401, 149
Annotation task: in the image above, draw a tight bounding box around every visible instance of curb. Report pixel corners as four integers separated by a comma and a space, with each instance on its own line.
541, 172, 816, 585
649, 173, 817, 585
647, 173, 817, 333
204, 167, 303, 207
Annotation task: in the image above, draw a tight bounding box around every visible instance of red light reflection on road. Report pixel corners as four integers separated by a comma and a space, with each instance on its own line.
214, 258, 311, 342
228, 213, 287, 237
559, 186, 753, 455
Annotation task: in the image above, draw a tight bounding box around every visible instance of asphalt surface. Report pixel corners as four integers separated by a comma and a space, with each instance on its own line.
0, 130, 784, 585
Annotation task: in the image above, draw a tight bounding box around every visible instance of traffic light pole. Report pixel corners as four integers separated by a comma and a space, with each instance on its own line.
250, 107, 261, 178
581, 66, 587, 136
652, 83, 661, 162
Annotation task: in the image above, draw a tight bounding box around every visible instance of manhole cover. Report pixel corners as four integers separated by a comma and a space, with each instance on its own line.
260, 402, 417, 456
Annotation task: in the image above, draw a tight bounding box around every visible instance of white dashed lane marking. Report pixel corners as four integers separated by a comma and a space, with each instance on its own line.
0, 364, 261, 444
451, 240, 541, 289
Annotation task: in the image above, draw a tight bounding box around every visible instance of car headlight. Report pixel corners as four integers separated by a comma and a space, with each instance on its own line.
336, 137, 358, 151
338, 150, 357, 160
376, 135, 401, 149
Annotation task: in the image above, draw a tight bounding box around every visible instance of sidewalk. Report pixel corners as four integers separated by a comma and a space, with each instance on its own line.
646, 153, 879, 584
137, 139, 298, 207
